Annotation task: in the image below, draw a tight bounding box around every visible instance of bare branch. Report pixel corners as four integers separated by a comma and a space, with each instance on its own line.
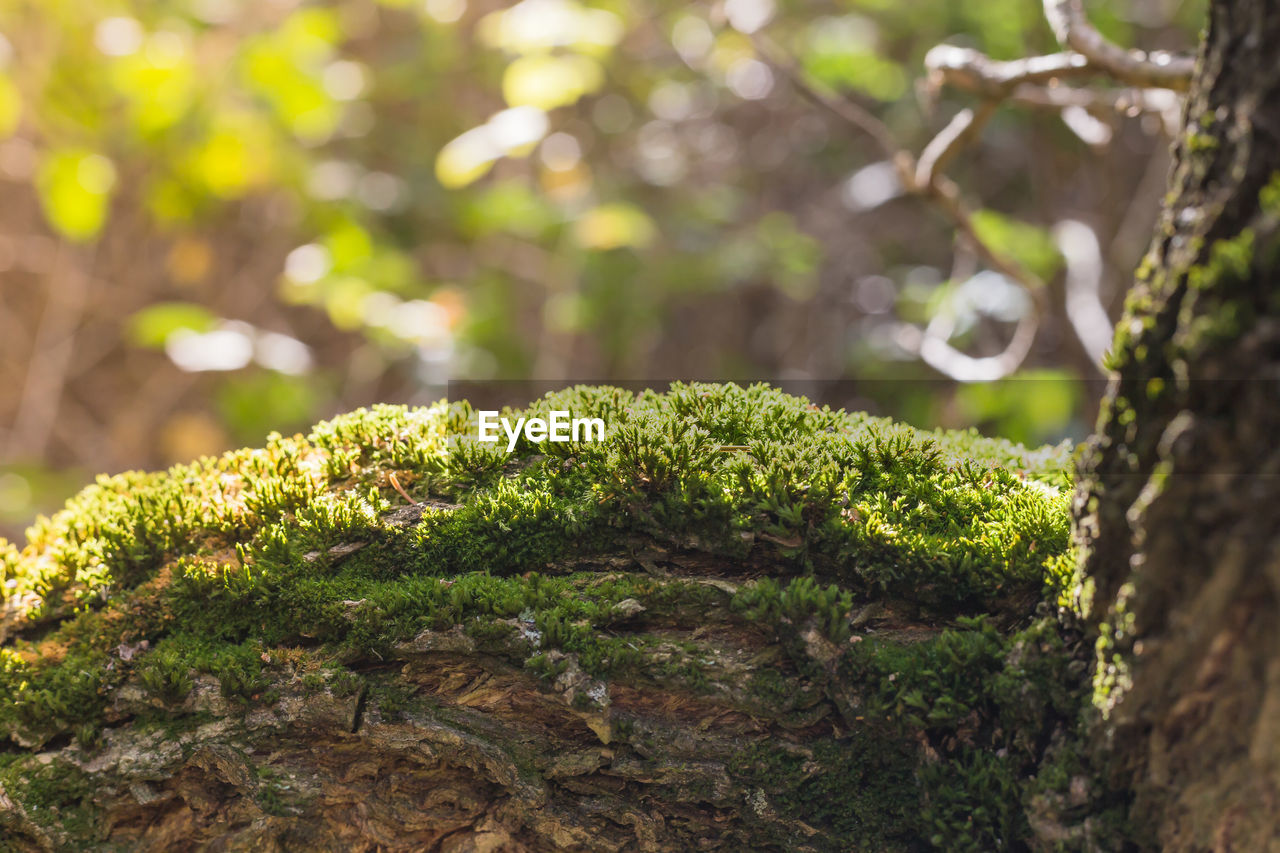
760, 0, 1192, 381
925, 45, 1183, 128
924, 45, 1093, 98
920, 173, 1047, 292
889, 236, 1040, 383
757, 45, 1042, 290
917, 308, 1040, 383
752, 34, 900, 161
927, 44, 1181, 116
1053, 220, 1113, 365
1043, 0, 1194, 91
1004, 83, 1180, 119
915, 102, 997, 190
756, 35, 1048, 382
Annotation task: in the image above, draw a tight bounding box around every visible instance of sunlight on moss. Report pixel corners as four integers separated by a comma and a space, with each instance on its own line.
0, 383, 1084, 848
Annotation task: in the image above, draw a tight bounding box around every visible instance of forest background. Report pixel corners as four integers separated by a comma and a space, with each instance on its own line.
0, 0, 1201, 539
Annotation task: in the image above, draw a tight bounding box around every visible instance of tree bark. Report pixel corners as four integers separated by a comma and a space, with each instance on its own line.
1073, 0, 1280, 847
0, 387, 1087, 851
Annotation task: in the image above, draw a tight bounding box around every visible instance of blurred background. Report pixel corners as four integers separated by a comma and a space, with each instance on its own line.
0, 0, 1201, 538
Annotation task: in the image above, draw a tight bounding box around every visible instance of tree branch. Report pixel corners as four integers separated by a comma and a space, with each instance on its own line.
914, 102, 997, 191
924, 45, 1094, 99
1042, 0, 1195, 91
754, 34, 1047, 382
1053, 220, 1112, 365
752, 35, 899, 161
925, 44, 1181, 123
1002, 83, 1180, 121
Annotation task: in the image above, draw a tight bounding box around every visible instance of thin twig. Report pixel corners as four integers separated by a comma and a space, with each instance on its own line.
924, 45, 1094, 99
1004, 83, 1180, 121
918, 305, 1041, 382
1043, 0, 1195, 91
1054, 220, 1112, 365
755, 34, 1048, 382
925, 43, 1181, 122
756, 35, 1028, 284
918, 172, 1047, 295
915, 102, 998, 190
753, 34, 899, 161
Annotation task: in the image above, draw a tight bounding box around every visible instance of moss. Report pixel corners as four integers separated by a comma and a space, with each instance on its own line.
367, 676, 421, 720
253, 764, 301, 817
807, 615, 1092, 847
729, 735, 922, 850
920, 747, 1024, 851
1184, 131, 1219, 153
0, 382, 1084, 848
136, 641, 196, 703
732, 576, 854, 644
1107, 175, 1280, 381
0, 756, 99, 843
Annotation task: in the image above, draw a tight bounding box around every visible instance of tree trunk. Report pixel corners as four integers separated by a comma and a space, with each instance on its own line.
0, 387, 1086, 851
1073, 0, 1280, 847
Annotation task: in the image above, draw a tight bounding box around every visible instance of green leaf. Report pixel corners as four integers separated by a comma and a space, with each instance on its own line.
970, 210, 1063, 282
128, 303, 218, 348
36, 149, 117, 242
955, 368, 1079, 445
459, 181, 558, 238
216, 371, 321, 445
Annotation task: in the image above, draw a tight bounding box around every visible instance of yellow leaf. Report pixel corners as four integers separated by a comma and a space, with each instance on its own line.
187, 116, 273, 198
109, 35, 196, 134
573, 203, 655, 250
36, 149, 117, 242
502, 54, 602, 111
436, 127, 500, 189
0, 74, 20, 138
479, 0, 622, 55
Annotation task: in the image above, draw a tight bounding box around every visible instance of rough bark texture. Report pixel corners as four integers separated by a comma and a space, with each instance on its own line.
1073, 0, 1280, 848
1, 385, 1091, 851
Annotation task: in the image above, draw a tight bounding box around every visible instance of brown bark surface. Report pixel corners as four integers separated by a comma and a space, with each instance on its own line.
1074, 0, 1280, 847
0, 387, 1086, 852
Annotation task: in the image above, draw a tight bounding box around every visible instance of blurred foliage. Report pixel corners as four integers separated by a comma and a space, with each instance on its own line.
0, 0, 1201, 535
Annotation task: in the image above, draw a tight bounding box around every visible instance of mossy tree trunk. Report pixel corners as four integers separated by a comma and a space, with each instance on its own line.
0, 387, 1085, 851
8, 2, 1280, 850
1073, 0, 1280, 847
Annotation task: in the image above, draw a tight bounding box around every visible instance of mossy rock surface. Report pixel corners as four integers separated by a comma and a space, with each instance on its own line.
0, 383, 1100, 851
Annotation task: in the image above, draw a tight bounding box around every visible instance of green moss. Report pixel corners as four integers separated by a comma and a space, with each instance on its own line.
732, 576, 854, 644
729, 735, 922, 850
0, 756, 99, 843
920, 747, 1024, 851
0, 382, 1083, 848
136, 642, 196, 703
1185, 131, 1219, 153
367, 676, 421, 720
1260, 172, 1280, 216
1107, 176, 1280, 381
253, 764, 300, 817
